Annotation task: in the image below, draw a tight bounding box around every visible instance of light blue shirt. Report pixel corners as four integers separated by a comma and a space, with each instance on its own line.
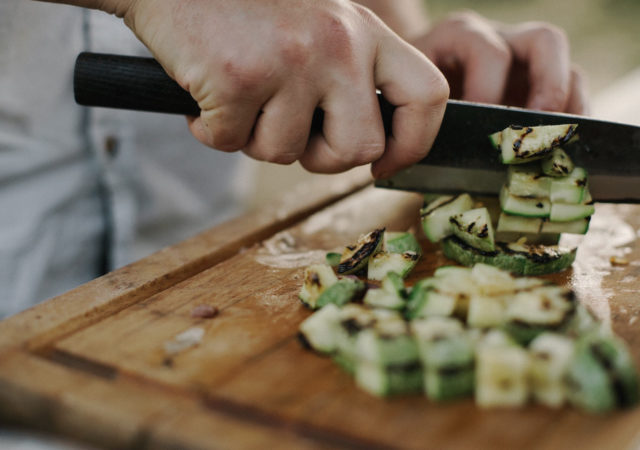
0, 2, 244, 318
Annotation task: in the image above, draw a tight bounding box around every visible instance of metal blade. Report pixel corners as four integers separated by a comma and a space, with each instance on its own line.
375, 100, 640, 202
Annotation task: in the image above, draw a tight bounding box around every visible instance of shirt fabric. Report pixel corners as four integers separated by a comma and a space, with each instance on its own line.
0, 2, 245, 318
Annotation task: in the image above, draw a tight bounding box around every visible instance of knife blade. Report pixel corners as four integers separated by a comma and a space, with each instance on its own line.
375, 101, 640, 203
74, 52, 640, 202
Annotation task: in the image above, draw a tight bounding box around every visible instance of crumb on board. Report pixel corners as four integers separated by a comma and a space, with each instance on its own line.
164, 327, 205, 356
610, 256, 630, 266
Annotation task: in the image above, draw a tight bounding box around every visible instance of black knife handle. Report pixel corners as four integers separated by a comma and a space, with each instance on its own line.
73, 52, 395, 134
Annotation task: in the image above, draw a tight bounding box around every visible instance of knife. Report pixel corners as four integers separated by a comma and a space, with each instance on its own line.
74, 52, 640, 203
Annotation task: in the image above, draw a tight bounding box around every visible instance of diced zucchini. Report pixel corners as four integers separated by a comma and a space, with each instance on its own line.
488, 131, 502, 149
325, 252, 341, 267
406, 282, 457, 320
433, 265, 472, 279
549, 203, 595, 222
450, 207, 496, 252
385, 231, 422, 255
299, 264, 339, 309
333, 305, 378, 363
507, 165, 551, 198
529, 332, 575, 408
420, 194, 473, 243
502, 285, 575, 346
367, 251, 420, 280
541, 147, 574, 177
499, 124, 578, 164
316, 278, 366, 309
540, 217, 590, 235
356, 328, 419, 367
424, 368, 475, 402
355, 361, 423, 396
468, 295, 507, 328
337, 228, 384, 275
565, 338, 618, 413
500, 186, 551, 218
298, 304, 342, 354
586, 335, 640, 408
549, 167, 588, 204
363, 272, 407, 310
496, 213, 542, 234
476, 344, 530, 408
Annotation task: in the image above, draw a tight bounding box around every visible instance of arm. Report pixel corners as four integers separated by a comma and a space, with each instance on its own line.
34, 0, 449, 178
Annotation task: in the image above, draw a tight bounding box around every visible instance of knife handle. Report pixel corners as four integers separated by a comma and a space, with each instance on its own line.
73, 52, 395, 134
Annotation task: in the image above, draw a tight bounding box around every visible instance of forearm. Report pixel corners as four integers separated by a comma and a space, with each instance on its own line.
353, 0, 429, 40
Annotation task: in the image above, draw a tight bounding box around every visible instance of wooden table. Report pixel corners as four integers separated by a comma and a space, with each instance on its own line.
1, 162, 640, 449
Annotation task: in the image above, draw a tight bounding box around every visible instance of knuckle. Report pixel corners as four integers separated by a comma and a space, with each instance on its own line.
530, 22, 569, 47
220, 57, 273, 96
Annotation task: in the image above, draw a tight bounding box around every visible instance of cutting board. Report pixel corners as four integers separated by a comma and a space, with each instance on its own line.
1, 169, 640, 450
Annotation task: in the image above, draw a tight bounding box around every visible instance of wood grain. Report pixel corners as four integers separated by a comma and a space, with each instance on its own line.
1, 180, 640, 449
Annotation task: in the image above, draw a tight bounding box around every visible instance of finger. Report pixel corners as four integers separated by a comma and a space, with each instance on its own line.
566, 66, 590, 115
187, 99, 263, 152
502, 23, 571, 112
461, 33, 511, 104
242, 86, 318, 165
298, 81, 385, 174
371, 37, 449, 179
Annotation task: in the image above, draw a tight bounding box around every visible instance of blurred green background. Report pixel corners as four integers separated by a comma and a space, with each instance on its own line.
425, 0, 640, 94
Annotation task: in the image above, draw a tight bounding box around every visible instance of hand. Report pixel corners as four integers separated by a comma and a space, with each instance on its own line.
411, 11, 588, 114
116, 0, 448, 177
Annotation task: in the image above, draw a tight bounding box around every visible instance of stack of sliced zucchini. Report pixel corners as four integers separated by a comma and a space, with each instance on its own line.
420, 124, 595, 276
298, 261, 639, 412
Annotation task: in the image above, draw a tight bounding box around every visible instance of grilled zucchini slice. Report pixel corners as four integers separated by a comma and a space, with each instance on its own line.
498, 124, 578, 164
337, 228, 384, 275
299, 264, 338, 309
450, 207, 496, 252
420, 194, 473, 243
541, 147, 574, 177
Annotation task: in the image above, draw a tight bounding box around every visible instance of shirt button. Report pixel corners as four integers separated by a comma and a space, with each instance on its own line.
104, 135, 119, 158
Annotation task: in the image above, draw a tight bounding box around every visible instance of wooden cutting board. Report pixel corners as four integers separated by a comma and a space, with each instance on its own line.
1, 169, 640, 450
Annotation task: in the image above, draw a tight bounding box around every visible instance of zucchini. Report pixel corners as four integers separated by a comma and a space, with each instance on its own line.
316, 277, 366, 309
498, 124, 578, 164
420, 194, 473, 243
412, 317, 474, 401
363, 272, 407, 310
467, 295, 506, 328
325, 252, 341, 267
442, 236, 577, 276
540, 217, 590, 235
299, 264, 338, 309
367, 250, 420, 280
529, 332, 575, 408
298, 304, 342, 354
507, 165, 551, 198
500, 186, 550, 218
494, 232, 560, 246
476, 342, 530, 408
337, 228, 384, 275
549, 203, 595, 222
496, 213, 542, 234
503, 285, 576, 345
385, 231, 422, 255
549, 167, 588, 203
449, 207, 496, 252
541, 147, 574, 177
356, 325, 419, 368
355, 361, 423, 396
